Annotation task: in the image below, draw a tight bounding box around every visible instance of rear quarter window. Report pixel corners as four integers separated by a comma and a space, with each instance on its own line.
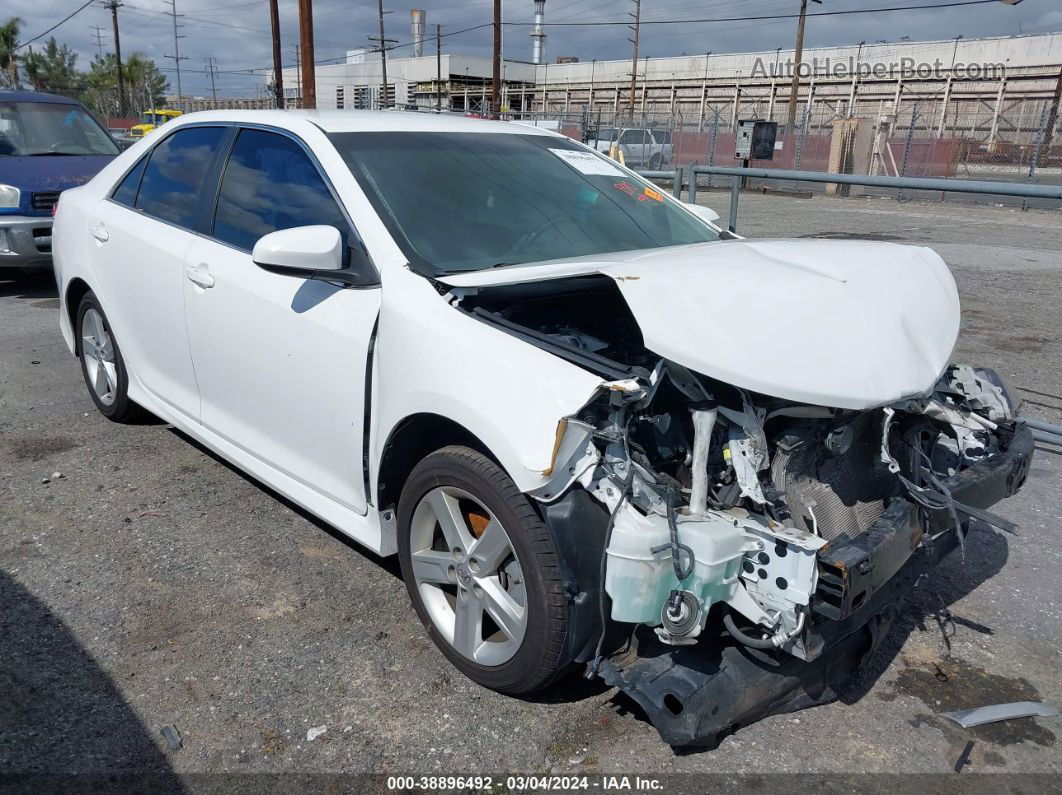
111, 156, 148, 206
135, 126, 226, 228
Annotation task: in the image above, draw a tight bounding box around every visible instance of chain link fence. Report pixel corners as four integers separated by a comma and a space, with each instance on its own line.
511, 89, 1062, 209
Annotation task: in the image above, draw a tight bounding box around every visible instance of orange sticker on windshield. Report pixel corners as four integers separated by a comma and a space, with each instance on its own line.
643, 186, 664, 202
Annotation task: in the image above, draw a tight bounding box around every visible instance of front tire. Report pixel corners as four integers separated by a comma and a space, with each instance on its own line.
76, 292, 143, 423
397, 446, 568, 695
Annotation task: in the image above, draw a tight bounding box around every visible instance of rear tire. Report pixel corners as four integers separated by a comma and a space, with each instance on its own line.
397, 446, 568, 695
76, 292, 144, 423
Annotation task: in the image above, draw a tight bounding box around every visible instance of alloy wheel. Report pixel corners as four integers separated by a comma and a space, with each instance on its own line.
409, 486, 527, 665
81, 307, 117, 406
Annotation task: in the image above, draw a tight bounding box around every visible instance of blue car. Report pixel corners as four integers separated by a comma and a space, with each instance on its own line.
0, 91, 119, 274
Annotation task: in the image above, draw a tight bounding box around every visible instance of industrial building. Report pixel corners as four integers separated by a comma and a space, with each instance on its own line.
272, 7, 1062, 155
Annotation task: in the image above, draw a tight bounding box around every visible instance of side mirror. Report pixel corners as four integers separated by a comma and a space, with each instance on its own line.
252, 225, 343, 273
684, 203, 720, 224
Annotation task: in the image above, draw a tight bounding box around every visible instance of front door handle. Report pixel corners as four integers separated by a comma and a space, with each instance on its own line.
185, 263, 215, 289
91, 223, 109, 242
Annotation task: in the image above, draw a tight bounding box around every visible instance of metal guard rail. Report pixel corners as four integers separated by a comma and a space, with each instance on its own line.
635, 165, 1062, 233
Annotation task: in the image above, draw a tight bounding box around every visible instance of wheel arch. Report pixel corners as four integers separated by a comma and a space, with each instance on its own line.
64, 277, 93, 354
375, 412, 499, 512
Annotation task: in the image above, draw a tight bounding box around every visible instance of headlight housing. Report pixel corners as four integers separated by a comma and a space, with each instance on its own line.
0, 184, 20, 209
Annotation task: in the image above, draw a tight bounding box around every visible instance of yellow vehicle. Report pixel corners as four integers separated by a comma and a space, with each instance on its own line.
128, 109, 183, 139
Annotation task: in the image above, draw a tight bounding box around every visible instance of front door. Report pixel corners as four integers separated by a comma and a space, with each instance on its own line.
182, 127, 380, 513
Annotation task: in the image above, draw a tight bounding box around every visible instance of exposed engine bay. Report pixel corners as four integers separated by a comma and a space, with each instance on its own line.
446, 272, 1033, 746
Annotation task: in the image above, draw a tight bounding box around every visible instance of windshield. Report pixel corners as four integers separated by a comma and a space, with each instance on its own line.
329, 131, 718, 275
0, 101, 119, 157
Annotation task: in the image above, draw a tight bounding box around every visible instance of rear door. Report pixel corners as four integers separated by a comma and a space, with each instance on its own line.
88, 124, 229, 420
182, 126, 381, 514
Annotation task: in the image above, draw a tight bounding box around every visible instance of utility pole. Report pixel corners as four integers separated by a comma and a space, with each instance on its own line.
268, 0, 284, 108
369, 0, 396, 109
164, 0, 188, 110
104, 1, 125, 115
627, 0, 640, 116
436, 24, 443, 112
205, 57, 218, 104
90, 25, 107, 60
292, 44, 301, 107
785, 0, 820, 132
297, 0, 316, 109
491, 0, 501, 118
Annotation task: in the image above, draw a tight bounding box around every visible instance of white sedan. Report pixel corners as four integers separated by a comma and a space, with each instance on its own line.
53, 110, 1033, 747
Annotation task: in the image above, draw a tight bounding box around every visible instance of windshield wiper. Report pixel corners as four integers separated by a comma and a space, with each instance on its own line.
26, 151, 82, 156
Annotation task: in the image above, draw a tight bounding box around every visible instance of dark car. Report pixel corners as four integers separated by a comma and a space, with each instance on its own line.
0, 91, 119, 274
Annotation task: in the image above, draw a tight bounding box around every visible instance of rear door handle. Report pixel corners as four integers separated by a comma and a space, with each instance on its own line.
91, 223, 109, 242
185, 263, 215, 289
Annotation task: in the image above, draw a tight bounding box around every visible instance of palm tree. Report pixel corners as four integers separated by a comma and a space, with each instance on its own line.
0, 17, 21, 88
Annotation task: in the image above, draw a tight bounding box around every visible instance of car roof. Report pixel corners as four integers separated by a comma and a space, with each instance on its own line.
165, 108, 561, 136
0, 90, 82, 105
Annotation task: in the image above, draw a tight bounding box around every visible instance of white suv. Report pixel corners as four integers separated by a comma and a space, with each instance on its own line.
593, 126, 673, 169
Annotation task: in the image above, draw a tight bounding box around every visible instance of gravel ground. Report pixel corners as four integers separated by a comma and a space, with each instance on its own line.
1, 192, 1060, 785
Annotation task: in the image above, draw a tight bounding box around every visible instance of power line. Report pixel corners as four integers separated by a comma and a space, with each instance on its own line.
215, 0, 1015, 78
507, 0, 1006, 27
15, 0, 96, 50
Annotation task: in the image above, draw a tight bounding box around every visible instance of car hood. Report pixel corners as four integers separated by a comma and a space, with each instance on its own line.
2, 154, 115, 213
439, 239, 960, 410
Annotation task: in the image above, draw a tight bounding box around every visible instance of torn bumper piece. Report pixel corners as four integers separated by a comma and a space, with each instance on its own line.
596, 423, 1034, 748
817, 421, 1033, 622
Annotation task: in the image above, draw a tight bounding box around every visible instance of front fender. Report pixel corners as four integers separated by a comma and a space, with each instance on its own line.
371, 267, 603, 496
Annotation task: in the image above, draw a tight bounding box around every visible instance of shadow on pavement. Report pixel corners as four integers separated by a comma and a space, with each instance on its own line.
840, 523, 1009, 703
0, 569, 181, 785
167, 427, 404, 582
0, 272, 58, 300
605, 526, 1009, 751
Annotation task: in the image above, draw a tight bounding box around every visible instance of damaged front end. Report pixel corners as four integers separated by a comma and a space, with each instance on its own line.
446, 272, 1033, 748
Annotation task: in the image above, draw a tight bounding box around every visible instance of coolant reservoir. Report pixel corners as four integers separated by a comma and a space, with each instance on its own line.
605, 506, 748, 624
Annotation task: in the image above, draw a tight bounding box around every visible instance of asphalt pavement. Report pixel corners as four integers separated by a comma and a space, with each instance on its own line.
1, 192, 1059, 785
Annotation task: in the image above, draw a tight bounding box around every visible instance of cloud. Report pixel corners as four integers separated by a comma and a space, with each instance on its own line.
8, 0, 1056, 98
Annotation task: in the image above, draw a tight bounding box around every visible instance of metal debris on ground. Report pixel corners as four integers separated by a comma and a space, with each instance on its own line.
942, 701, 1060, 728
953, 740, 975, 773
932, 596, 956, 655
159, 724, 182, 751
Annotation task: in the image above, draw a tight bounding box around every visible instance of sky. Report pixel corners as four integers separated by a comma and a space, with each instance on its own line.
10, 0, 1062, 98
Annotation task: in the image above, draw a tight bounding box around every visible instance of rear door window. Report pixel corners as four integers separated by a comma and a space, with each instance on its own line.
211, 128, 348, 252
135, 126, 226, 228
